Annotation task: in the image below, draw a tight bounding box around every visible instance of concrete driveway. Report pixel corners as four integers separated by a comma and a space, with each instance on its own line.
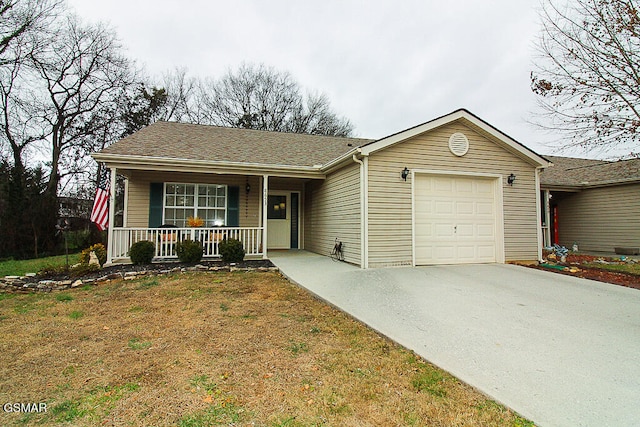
269, 251, 640, 427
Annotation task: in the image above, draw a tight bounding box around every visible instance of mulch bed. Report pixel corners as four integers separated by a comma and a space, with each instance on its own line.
524, 254, 640, 290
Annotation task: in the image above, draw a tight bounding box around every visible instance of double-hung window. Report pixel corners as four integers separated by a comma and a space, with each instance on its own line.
164, 183, 227, 227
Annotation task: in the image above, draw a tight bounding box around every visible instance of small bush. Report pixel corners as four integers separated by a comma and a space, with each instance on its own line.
79, 243, 107, 267
219, 238, 245, 263
128, 241, 155, 265
39, 264, 69, 276
69, 263, 100, 277
176, 239, 203, 263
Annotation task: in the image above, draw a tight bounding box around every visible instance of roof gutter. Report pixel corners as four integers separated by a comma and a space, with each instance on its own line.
320, 147, 361, 174
92, 153, 326, 179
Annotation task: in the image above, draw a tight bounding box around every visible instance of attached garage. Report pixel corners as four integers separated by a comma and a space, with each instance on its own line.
360, 109, 549, 268
413, 173, 504, 265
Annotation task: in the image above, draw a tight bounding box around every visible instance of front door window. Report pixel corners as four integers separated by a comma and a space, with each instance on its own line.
267, 195, 287, 219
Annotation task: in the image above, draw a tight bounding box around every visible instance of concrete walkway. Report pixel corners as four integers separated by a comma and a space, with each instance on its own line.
269, 250, 640, 427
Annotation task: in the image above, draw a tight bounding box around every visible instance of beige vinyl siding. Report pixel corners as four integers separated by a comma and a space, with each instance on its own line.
557, 183, 640, 252
304, 163, 361, 265
367, 122, 539, 267
124, 170, 261, 227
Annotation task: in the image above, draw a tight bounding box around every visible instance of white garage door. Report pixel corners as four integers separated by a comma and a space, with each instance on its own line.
415, 174, 498, 265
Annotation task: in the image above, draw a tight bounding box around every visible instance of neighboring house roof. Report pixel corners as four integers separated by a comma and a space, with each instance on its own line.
98, 121, 373, 168
541, 155, 640, 189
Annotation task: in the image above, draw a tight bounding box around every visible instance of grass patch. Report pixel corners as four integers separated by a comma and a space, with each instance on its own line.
585, 262, 640, 275
50, 399, 86, 423
412, 369, 448, 397
0, 271, 534, 426
189, 374, 217, 394
139, 278, 160, 288
127, 338, 152, 350
178, 401, 244, 427
0, 254, 80, 277
55, 293, 74, 302
287, 341, 309, 355
68, 310, 84, 320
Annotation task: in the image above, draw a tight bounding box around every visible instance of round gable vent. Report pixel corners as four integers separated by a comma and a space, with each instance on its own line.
448, 132, 469, 156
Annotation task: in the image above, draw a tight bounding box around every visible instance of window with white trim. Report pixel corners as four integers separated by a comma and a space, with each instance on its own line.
164, 183, 227, 227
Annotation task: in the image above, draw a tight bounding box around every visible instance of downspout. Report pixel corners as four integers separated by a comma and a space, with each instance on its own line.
353, 151, 368, 269
535, 166, 544, 262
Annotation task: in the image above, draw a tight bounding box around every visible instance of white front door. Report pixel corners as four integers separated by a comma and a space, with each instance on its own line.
267, 193, 291, 249
414, 174, 498, 265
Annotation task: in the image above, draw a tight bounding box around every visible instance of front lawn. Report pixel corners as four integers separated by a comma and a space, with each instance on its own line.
0, 254, 79, 277
0, 271, 533, 426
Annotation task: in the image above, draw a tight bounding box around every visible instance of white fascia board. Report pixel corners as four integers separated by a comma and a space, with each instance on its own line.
91, 153, 326, 179
320, 147, 361, 173
359, 109, 551, 168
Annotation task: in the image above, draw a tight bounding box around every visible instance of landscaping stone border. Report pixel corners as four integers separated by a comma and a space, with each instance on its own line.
0, 264, 280, 294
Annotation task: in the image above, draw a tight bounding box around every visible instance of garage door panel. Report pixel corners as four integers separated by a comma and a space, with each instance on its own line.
434, 177, 453, 192
456, 224, 474, 238
456, 201, 474, 215
477, 245, 496, 259
477, 202, 494, 215
435, 201, 454, 215
435, 246, 456, 261
415, 174, 498, 265
477, 224, 495, 238
434, 224, 454, 237
476, 180, 493, 192
456, 179, 473, 193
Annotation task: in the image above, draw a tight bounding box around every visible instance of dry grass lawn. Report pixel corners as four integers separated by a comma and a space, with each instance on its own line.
0, 271, 533, 426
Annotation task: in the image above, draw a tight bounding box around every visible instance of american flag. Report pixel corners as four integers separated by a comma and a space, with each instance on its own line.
90, 168, 110, 231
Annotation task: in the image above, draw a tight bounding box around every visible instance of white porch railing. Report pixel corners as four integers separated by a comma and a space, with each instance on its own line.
110, 227, 264, 262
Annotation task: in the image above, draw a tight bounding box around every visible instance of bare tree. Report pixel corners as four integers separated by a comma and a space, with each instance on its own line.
0, 0, 61, 175
161, 67, 197, 122
195, 63, 353, 136
531, 0, 640, 155
0, 0, 60, 66
28, 15, 133, 196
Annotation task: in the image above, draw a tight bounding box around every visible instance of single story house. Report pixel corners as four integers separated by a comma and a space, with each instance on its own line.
539, 155, 640, 254
92, 109, 551, 267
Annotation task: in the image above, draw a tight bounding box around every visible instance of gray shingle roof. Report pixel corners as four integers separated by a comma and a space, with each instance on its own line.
99, 121, 374, 168
541, 155, 640, 188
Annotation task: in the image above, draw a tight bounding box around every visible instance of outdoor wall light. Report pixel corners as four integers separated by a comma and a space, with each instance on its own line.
402, 167, 410, 181
246, 182, 251, 193
507, 173, 516, 186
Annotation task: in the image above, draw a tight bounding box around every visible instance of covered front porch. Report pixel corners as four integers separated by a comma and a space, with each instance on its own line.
102, 166, 315, 264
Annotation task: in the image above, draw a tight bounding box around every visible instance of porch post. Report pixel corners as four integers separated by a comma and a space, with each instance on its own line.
262, 175, 269, 259
106, 167, 117, 265
543, 189, 551, 248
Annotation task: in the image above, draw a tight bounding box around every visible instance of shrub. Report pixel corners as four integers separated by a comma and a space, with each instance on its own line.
39, 264, 69, 276
219, 238, 245, 263
70, 263, 100, 277
80, 243, 107, 267
128, 241, 155, 265
176, 239, 203, 263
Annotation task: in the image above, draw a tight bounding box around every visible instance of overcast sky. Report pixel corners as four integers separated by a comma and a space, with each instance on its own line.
67, 0, 563, 156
